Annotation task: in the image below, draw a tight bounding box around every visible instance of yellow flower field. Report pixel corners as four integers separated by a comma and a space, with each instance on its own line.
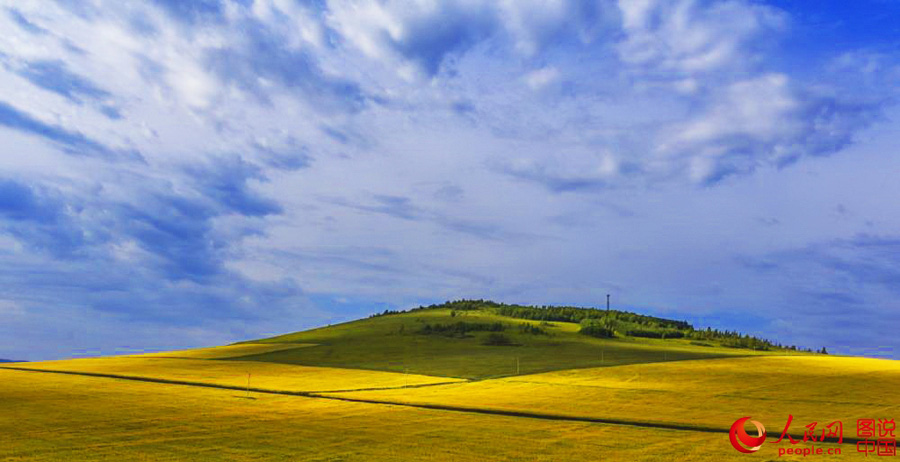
326, 355, 900, 433
135, 342, 315, 359
0, 366, 873, 461
12, 354, 462, 393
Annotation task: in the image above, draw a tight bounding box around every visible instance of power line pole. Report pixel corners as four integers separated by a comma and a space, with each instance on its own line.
606, 293, 611, 329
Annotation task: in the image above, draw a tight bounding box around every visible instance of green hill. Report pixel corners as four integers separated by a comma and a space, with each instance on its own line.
230, 300, 801, 379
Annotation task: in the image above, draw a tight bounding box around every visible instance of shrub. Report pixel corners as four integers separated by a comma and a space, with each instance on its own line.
579, 324, 615, 339
483, 333, 515, 346
626, 329, 662, 338
625, 329, 685, 339
419, 322, 505, 337
519, 324, 548, 335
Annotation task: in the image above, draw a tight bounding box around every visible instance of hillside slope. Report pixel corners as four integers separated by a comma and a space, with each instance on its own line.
231, 300, 802, 379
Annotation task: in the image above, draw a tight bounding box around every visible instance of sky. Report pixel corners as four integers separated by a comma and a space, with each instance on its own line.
1, 0, 899, 361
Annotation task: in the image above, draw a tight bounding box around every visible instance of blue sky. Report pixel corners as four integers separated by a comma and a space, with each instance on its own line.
1, 0, 898, 360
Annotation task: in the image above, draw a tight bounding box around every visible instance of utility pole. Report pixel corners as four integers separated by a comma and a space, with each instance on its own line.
246, 372, 251, 399
606, 293, 611, 329
516, 357, 520, 375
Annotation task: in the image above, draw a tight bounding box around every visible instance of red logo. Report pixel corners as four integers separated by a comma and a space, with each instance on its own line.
730, 417, 767, 453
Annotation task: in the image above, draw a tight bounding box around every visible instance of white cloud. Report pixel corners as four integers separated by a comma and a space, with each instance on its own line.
497, 0, 609, 55
655, 73, 877, 183
683, 74, 799, 142
524, 66, 560, 90
325, 0, 611, 78
499, 146, 620, 191
0, 0, 897, 360
326, 0, 499, 78
617, 0, 786, 76
250, 0, 328, 49
0, 299, 24, 317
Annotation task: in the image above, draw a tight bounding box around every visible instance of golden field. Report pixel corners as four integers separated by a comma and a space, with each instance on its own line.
329, 355, 900, 432
12, 355, 462, 393
136, 343, 315, 360
2, 353, 896, 460
0, 363, 878, 461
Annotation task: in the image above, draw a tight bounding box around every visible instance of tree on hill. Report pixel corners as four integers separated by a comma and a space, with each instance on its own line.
376, 299, 787, 353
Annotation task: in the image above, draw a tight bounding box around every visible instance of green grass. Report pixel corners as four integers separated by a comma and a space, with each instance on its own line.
234, 307, 796, 379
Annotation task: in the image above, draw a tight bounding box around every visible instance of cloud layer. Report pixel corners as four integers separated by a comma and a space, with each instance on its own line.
1, 0, 899, 360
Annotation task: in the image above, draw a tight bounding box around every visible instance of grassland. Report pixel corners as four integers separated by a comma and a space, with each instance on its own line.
234, 307, 791, 379
1, 303, 891, 461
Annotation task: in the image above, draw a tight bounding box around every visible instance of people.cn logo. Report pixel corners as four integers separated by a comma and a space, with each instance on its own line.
730, 417, 767, 453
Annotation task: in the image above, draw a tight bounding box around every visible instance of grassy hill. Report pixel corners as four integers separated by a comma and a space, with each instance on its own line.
230, 300, 802, 379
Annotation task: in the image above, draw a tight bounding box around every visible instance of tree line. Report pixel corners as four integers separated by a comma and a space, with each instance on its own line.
372, 299, 823, 353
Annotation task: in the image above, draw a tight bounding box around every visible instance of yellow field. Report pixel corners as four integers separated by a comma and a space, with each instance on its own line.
327, 355, 900, 433
3, 351, 897, 460
135, 343, 315, 359
12, 355, 462, 393
0, 366, 871, 461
